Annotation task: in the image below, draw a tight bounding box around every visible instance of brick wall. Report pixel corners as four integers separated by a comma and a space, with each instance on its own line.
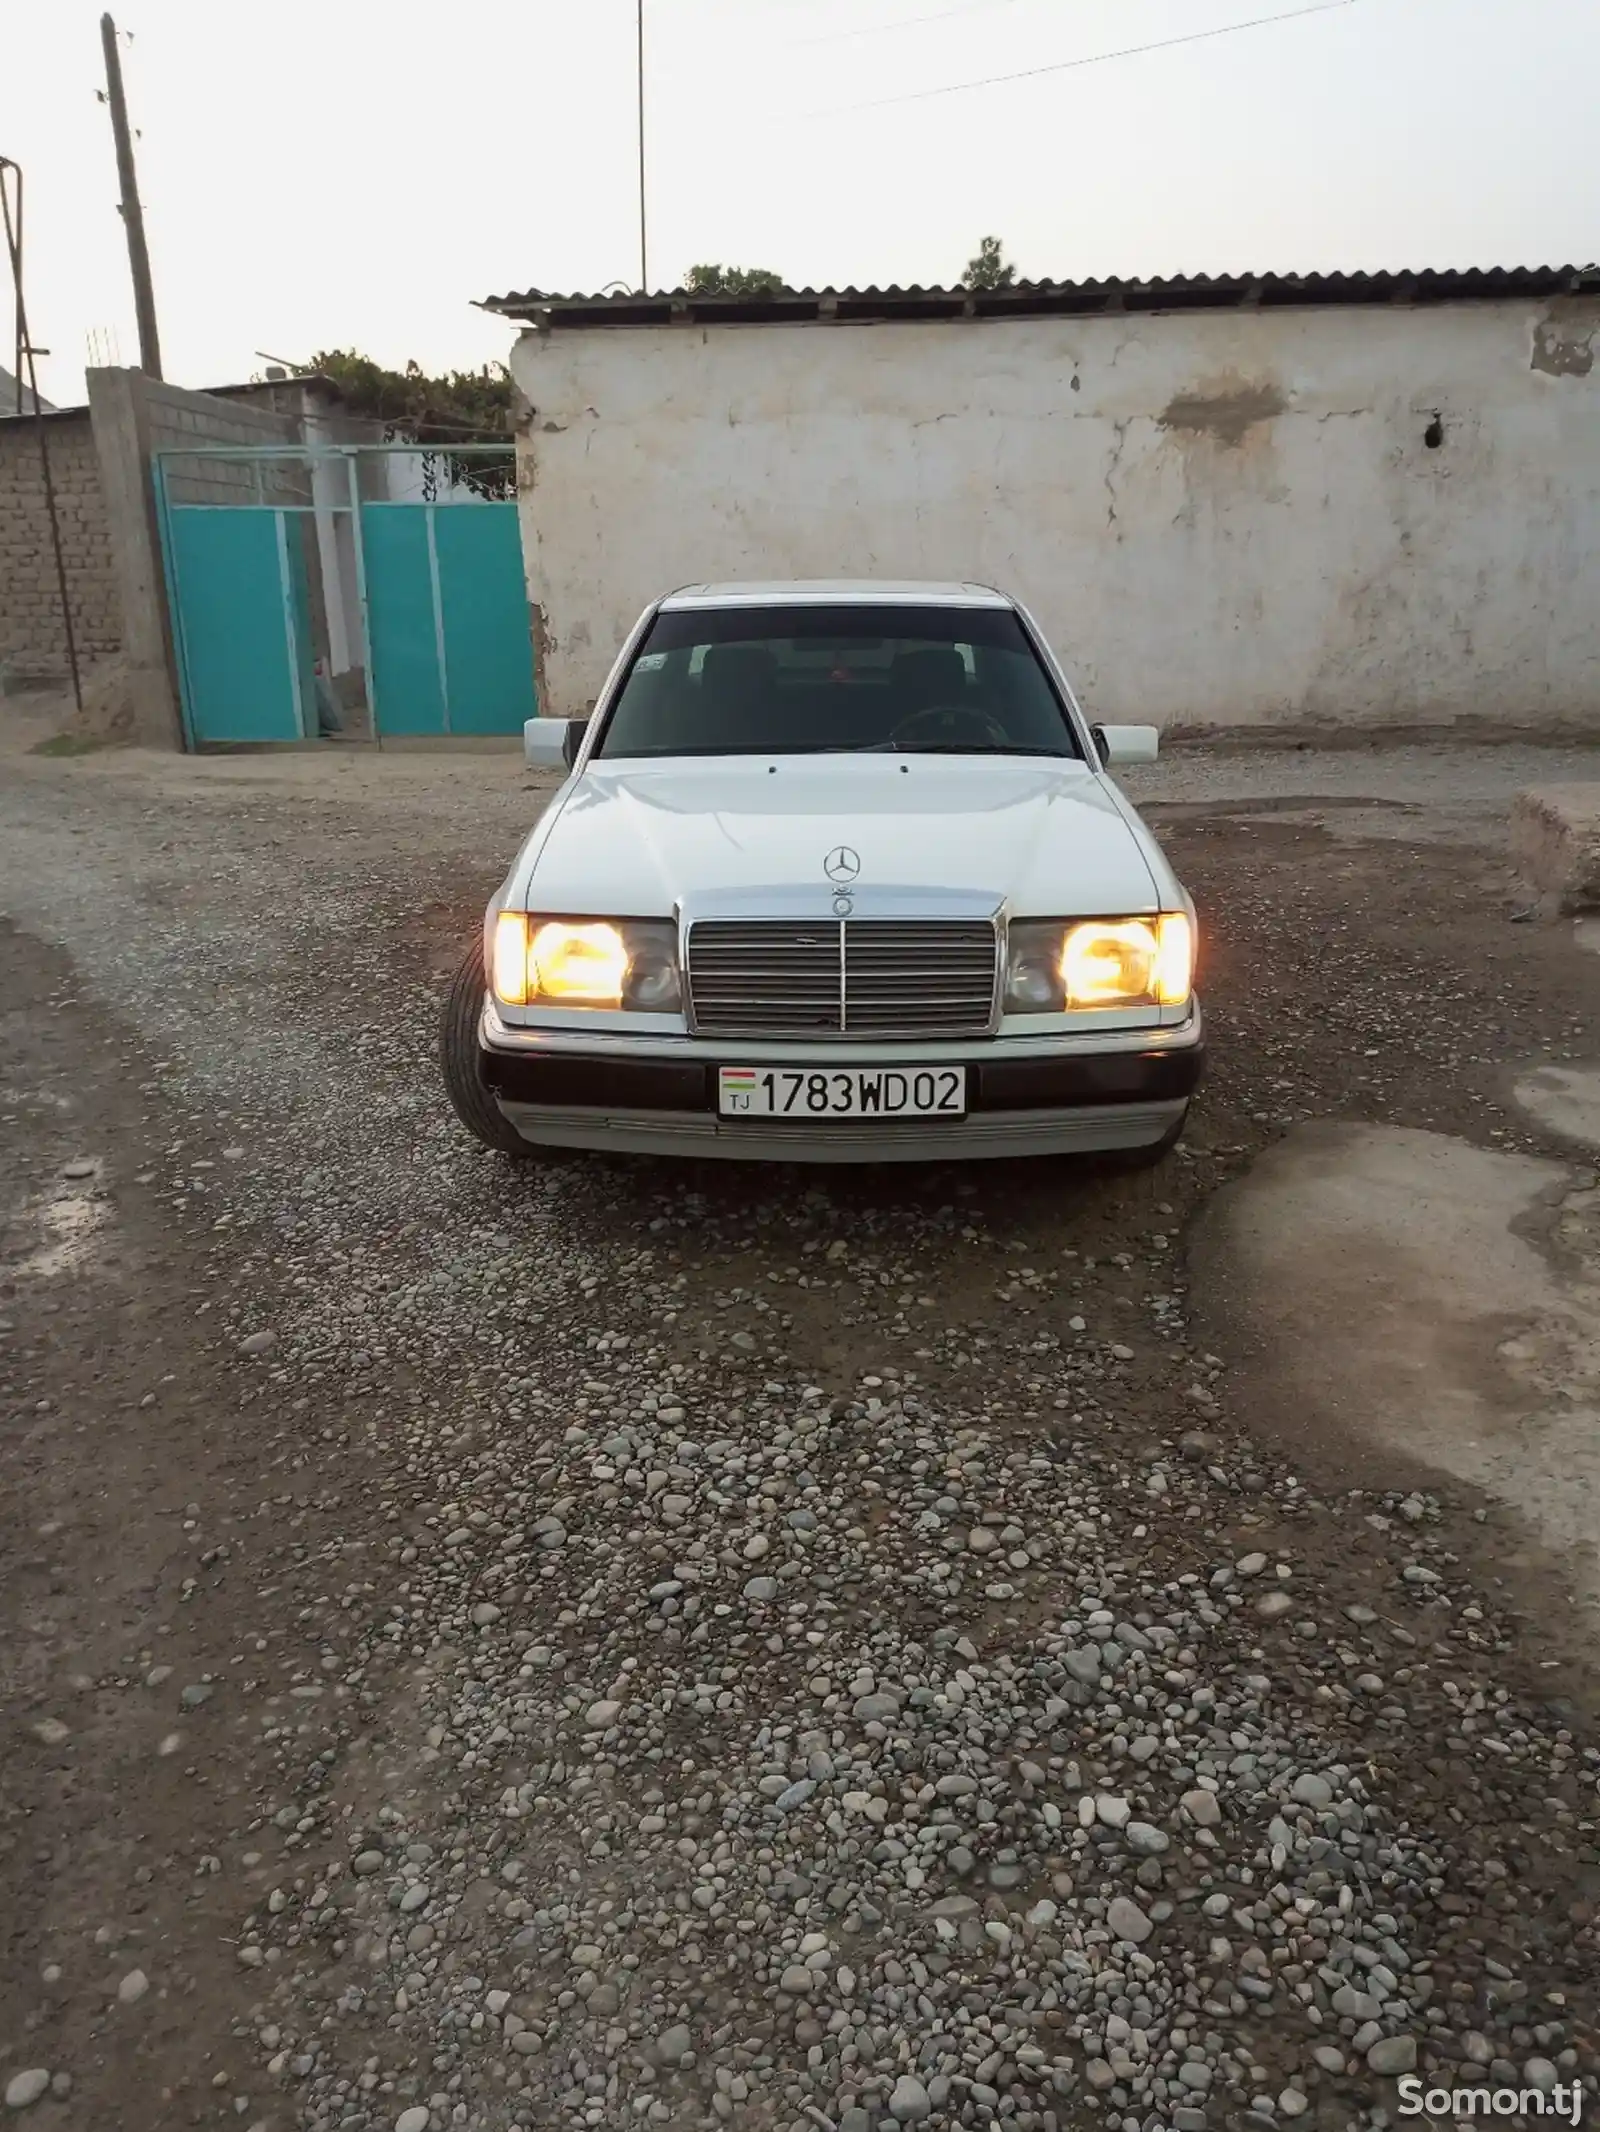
0, 411, 122, 672
144, 380, 301, 506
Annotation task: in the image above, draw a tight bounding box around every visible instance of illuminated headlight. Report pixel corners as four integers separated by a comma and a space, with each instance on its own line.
1004, 913, 1194, 1012
491, 914, 682, 1011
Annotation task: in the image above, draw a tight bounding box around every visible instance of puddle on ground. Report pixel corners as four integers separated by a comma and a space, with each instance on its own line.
1514, 1065, 1600, 1152
10, 1166, 111, 1279
1199, 1117, 1600, 1609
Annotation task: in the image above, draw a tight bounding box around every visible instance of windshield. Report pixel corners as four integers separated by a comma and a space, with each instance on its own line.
594, 603, 1083, 760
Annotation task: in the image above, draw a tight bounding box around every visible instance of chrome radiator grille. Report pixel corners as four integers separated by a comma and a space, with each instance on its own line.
687, 920, 998, 1038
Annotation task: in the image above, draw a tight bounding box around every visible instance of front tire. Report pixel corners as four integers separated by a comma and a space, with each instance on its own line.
439, 946, 537, 1157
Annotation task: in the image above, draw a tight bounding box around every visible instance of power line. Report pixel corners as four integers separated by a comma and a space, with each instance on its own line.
798, 0, 1031, 47
826, 0, 1360, 111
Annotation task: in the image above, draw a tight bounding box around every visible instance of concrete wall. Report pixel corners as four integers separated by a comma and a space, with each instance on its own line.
0, 411, 122, 683
508, 298, 1600, 731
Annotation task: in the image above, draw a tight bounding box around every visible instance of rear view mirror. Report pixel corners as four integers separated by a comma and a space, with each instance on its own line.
524, 717, 588, 771
1092, 723, 1160, 767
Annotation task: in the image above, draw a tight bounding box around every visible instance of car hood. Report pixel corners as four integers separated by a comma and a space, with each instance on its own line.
516, 755, 1166, 918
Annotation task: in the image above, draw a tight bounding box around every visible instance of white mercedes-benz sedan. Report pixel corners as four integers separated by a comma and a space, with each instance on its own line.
440, 581, 1204, 1165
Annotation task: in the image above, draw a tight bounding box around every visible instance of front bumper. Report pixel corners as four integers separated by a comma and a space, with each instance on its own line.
478, 1003, 1205, 1163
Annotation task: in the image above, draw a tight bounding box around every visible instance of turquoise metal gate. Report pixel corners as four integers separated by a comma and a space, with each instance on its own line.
155, 445, 535, 747
162, 502, 318, 743
360, 500, 536, 736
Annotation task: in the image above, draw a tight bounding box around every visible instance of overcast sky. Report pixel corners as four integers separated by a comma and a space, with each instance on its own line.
6, 0, 1596, 408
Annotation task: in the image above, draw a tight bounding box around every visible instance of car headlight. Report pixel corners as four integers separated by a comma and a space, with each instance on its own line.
491, 914, 683, 1011
1004, 913, 1194, 1012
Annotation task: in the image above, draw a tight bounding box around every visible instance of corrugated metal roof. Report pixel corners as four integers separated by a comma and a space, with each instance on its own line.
0, 370, 347, 428
206, 373, 346, 402
0, 363, 56, 415
479, 265, 1600, 326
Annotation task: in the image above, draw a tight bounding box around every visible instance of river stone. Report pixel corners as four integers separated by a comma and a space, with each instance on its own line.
1332, 1985, 1382, 2021
1367, 2035, 1418, 2076
853, 1692, 901, 1722
888, 2073, 931, 2123
1107, 1895, 1153, 1943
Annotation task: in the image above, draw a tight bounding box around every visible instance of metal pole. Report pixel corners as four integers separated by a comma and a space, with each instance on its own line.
636, 0, 648, 294
8, 159, 21, 404
0, 159, 83, 713
100, 14, 162, 377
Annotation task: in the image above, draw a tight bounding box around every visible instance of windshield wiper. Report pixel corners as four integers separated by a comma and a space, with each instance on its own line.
890, 743, 1072, 757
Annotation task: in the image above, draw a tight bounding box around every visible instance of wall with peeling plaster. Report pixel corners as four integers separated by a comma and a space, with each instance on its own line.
509, 300, 1600, 730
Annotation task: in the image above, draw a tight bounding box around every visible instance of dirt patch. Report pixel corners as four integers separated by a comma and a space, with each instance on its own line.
0, 921, 371, 2128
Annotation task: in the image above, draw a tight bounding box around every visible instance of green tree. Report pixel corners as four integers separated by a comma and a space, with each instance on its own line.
682, 263, 786, 297
961, 236, 1016, 292
291, 349, 516, 498
300, 349, 514, 441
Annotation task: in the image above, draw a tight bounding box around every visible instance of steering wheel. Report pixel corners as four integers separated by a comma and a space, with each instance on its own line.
889, 703, 1012, 750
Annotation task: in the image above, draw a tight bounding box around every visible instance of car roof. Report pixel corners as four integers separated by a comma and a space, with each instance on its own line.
659, 579, 1014, 611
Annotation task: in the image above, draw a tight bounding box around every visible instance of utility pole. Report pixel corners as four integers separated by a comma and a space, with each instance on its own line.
636, 0, 648, 295
100, 13, 161, 377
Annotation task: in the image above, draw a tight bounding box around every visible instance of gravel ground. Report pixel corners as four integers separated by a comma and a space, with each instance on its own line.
1125, 741, 1600, 811
1, 739, 1598, 2132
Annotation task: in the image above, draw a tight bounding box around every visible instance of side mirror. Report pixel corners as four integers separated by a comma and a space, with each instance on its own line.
1092, 722, 1159, 767
524, 717, 588, 771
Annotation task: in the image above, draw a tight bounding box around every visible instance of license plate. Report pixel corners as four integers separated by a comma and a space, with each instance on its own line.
717, 1066, 967, 1119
